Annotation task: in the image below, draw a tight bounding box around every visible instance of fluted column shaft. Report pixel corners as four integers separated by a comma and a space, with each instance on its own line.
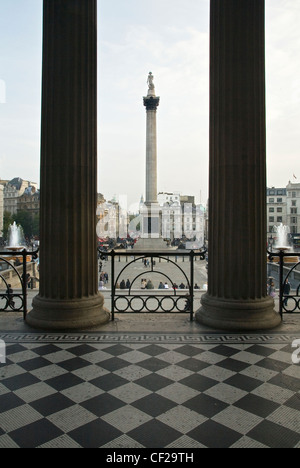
197, 0, 280, 330
144, 97, 160, 205
27, 0, 109, 329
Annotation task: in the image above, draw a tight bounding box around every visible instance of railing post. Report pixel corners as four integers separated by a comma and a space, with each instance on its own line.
279, 250, 284, 319
190, 250, 194, 321
22, 250, 27, 321
111, 250, 115, 321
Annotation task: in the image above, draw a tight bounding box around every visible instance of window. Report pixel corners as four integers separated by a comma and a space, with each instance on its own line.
269, 208, 274, 213
269, 216, 274, 223
277, 198, 283, 203
277, 217, 282, 223
291, 208, 298, 214
277, 208, 282, 212
292, 200, 297, 206
291, 217, 297, 224
269, 198, 274, 203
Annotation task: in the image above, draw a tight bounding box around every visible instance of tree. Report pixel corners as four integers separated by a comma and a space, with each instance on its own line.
2, 211, 14, 241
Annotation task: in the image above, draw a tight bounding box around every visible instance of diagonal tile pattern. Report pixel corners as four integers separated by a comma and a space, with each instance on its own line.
0, 333, 299, 448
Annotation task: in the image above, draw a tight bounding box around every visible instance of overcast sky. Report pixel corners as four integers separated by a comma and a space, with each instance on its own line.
0, 0, 299, 210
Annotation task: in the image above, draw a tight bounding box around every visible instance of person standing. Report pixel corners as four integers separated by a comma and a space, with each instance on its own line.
283, 279, 291, 307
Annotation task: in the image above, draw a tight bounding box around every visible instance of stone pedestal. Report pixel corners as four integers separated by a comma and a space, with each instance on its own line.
27, 0, 110, 330
196, 0, 280, 330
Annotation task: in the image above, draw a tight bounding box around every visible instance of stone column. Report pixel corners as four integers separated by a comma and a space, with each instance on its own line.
196, 0, 280, 330
27, 0, 110, 329
144, 95, 160, 205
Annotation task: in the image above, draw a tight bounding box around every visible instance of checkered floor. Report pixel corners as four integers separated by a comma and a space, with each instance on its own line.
0, 333, 299, 448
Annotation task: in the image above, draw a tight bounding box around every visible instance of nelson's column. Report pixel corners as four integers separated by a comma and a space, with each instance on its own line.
137, 72, 168, 250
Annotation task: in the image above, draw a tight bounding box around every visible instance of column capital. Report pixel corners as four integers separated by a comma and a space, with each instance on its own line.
143, 96, 160, 111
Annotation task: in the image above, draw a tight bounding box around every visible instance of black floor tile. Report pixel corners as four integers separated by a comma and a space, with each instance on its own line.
210, 345, 240, 357
285, 394, 300, 411
30, 393, 74, 417
81, 393, 126, 417
9, 419, 64, 448
233, 394, 280, 418
180, 374, 218, 392
246, 345, 277, 357
59, 357, 90, 372
175, 345, 203, 357
0, 393, 24, 413
99, 357, 130, 372
2, 373, 40, 391
177, 358, 209, 372
139, 345, 168, 356
217, 358, 249, 373
69, 419, 122, 448
248, 420, 300, 449
103, 345, 132, 356
30, 344, 61, 356
183, 393, 228, 418
65, 344, 98, 356
19, 357, 53, 372
132, 393, 176, 417
188, 420, 241, 448
269, 373, 300, 392
45, 373, 84, 391
256, 358, 290, 373
128, 419, 181, 448
135, 374, 173, 392
138, 357, 169, 372
224, 374, 262, 392
90, 374, 128, 391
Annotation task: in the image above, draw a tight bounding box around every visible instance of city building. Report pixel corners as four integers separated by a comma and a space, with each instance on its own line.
267, 187, 287, 235
158, 191, 205, 243
266, 183, 300, 249
286, 181, 300, 247
1, 178, 38, 215
17, 187, 40, 217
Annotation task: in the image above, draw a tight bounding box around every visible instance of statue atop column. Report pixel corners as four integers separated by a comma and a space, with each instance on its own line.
147, 72, 155, 96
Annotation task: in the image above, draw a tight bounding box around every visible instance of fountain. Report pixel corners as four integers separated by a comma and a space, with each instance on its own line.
272, 223, 298, 264
273, 223, 291, 251
7, 222, 26, 251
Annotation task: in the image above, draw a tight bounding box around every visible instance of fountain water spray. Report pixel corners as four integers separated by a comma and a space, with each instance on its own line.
273, 223, 291, 251
7, 222, 25, 249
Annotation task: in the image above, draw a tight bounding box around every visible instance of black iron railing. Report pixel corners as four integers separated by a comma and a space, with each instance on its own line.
0, 249, 39, 320
268, 250, 300, 318
99, 249, 207, 321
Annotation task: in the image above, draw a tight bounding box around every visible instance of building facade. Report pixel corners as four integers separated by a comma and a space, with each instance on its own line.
1, 178, 38, 215
286, 182, 300, 248
267, 187, 287, 235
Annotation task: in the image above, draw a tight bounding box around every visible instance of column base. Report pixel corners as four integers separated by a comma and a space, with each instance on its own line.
26, 293, 110, 330
196, 293, 281, 331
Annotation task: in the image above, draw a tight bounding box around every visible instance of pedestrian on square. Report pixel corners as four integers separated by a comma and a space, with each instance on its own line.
120, 279, 126, 289
283, 279, 291, 306
268, 281, 276, 298
158, 282, 164, 289
146, 280, 154, 289
126, 279, 131, 289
